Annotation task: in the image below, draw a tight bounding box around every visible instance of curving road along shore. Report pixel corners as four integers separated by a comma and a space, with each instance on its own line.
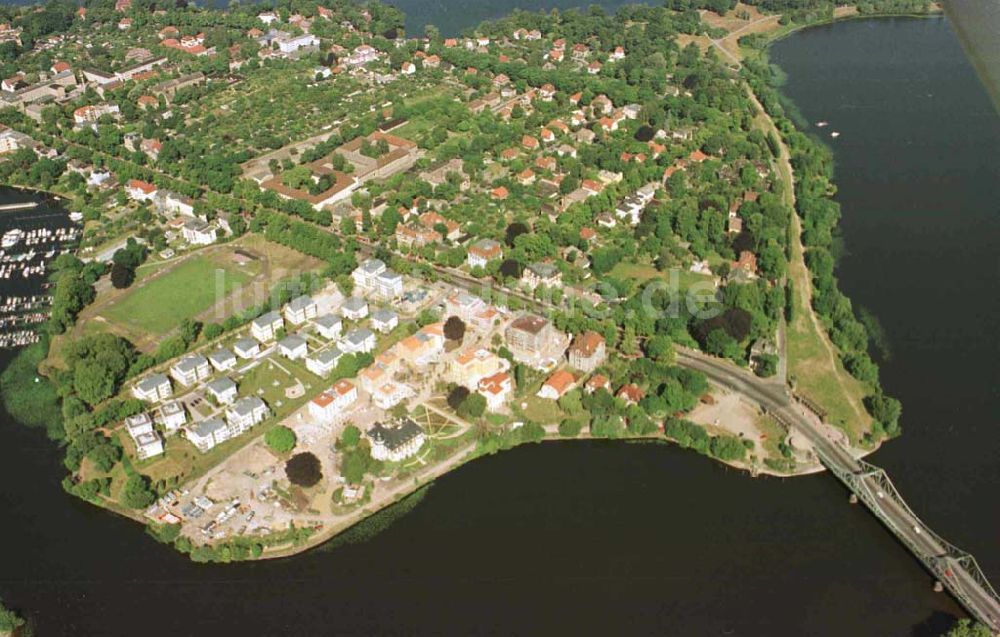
675, 347, 1000, 633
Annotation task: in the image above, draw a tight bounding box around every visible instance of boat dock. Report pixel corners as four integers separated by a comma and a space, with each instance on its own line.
0, 202, 40, 212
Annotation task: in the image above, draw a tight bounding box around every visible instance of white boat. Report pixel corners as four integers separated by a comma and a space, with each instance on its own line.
830, 131, 840, 138
69, 211, 83, 222
816, 121, 828, 127
1, 229, 23, 249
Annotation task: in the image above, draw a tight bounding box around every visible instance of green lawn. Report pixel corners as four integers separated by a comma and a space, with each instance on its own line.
101, 255, 252, 335
608, 261, 716, 292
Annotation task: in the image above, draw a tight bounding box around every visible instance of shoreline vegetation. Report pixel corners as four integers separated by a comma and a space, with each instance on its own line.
0, 597, 27, 637
0, 0, 931, 562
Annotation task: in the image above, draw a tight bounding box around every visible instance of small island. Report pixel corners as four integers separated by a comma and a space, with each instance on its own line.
0, 0, 936, 563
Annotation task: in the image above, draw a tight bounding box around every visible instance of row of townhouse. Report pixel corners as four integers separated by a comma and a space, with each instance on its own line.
184, 396, 269, 453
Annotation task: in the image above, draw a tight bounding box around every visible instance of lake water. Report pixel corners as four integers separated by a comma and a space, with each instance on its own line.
0, 11, 998, 637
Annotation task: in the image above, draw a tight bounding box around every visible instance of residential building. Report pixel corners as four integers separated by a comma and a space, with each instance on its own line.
276, 33, 318, 54
352, 258, 386, 291
124, 412, 154, 438
314, 314, 343, 340
467, 238, 502, 268
373, 269, 403, 300
125, 179, 157, 202
284, 295, 318, 325
522, 262, 562, 289
617, 383, 645, 406
155, 400, 187, 433
207, 348, 237, 372
251, 311, 284, 342
163, 192, 195, 216
206, 377, 238, 405
170, 354, 211, 387
478, 371, 513, 412
124, 413, 163, 460
505, 314, 569, 369
419, 157, 467, 188
585, 374, 610, 394
372, 382, 414, 410
447, 347, 508, 389
181, 218, 217, 245
371, 308, 398, 333
306, 347, 343, 377
568, 330, 606, 373
395, 326, 444, 368
333, 131, 421, 183
233, 338, 260, 359
186, 417, 228, 452
133, 373, 172, 402
341, 297, 369, 321
340, 327, 376, 354
278, 334, 308, 360
537, 369, 576, 400
225, 397, 269, 433
367, 418, 425, 461
72, 103, 119, 126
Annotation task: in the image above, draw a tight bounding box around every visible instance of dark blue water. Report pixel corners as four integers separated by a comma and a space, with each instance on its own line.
772, 15, 1000, 585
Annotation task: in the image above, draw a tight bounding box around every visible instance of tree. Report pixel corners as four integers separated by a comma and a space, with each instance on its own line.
443, 315, 466, 341
339, 424, 361, 448
121, 474, 157, 509
447, 385, 470, 411
110, 262, 135, 289
73, 359, 117, 406
457, 393, 486, 420
341, 448, 369, 485
265, 426, 297, 454
558, 418, 583, 437
753, 353, 779, 378
286, 452, 323, 487
505, 222, 529, 246
942, 619, 992, 637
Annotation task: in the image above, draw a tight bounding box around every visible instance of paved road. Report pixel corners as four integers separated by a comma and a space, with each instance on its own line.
675, 347, 1000, 632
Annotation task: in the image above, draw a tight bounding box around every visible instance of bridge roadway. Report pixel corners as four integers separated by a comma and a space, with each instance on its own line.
676, 349, 1000, 632
353, 233, 1000, 629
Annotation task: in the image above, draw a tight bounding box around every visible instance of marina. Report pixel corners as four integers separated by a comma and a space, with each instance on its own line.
0, 189, 80, 349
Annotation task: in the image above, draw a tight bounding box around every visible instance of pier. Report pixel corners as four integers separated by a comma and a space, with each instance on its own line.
0, 202, 40, 212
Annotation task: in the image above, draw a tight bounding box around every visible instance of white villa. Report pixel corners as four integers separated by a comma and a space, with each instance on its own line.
185, 417, 228, 453
170, 354, 211, 387
206, 376, 238, 405
305, 347, 343, 377
124, 413, 164, 460
251, 311, 284, 342
284, 295, 318, 325
225, 396, 269, 433
371, 308, 398, 333
314, 313, 343, 340
132, 373, 172, 402
155, 400, 187, 433
208, 347, 237, 372
278, 334, 308, 360
308, 379, 358, 421
341, 297, 369, 321
233, 338, 260, 359
367, 418, 425, 462
340, 328, 376, 354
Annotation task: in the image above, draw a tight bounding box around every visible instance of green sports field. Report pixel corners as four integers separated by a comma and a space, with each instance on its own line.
101, 254, 253, 336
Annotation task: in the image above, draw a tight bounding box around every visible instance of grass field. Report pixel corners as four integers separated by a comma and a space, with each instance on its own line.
101, 254, 253, 336
609, 261, 718, 293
